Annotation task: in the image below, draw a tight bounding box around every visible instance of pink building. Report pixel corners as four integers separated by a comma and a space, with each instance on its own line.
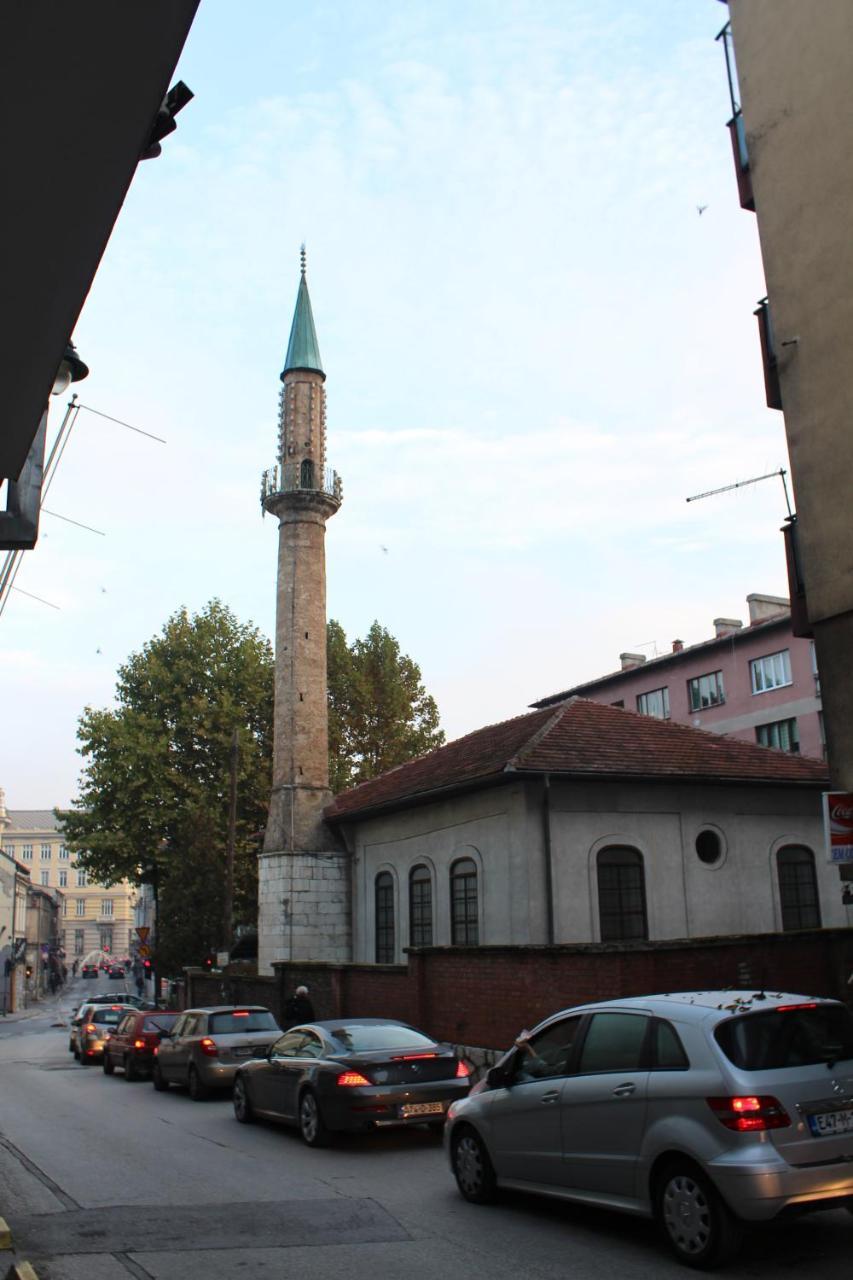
532, 593, 824, 759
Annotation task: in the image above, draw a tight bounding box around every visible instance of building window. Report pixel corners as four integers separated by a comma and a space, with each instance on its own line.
100, 927, 113, 952
40, 870, 50, 886
101, 898, 114, 917
756, 718, 799, 753
450, 858, 479, 945
59, 869, 68, 887
76, 869, 87, 887
3, 845, 13, 857
409, 865, 433, 947
74, 929, 85, 956
375, 872, 394, 963
777, 846, 821, 931
597, 847, 648, 942
59, 845, 70, 860
695, 829, 724, 866
810, 641, 820, 696
636, 687, 669, 719
21, 844, 33, 861
62, 899, 68, 916
750, 649, 792, 694
75, 899, 85, 917
687, 671, 725, 712
40, 843, 51, 860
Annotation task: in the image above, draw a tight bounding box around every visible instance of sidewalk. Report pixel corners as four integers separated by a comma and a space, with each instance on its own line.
0, 987, 68, 1024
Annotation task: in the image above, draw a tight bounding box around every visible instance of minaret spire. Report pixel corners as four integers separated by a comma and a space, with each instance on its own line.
281, 248, 323, 379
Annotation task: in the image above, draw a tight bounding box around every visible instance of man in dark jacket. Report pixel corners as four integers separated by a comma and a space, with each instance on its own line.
284, 984, 314, 1026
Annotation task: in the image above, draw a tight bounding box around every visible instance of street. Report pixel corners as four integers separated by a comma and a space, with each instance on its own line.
1, 979, 851, 1280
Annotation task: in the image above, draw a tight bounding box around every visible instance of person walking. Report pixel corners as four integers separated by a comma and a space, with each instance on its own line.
284, 984, 314, 1026
134, 966, 144, 998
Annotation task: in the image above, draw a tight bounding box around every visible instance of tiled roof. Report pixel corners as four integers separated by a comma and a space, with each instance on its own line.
5, 810, 60, 832
325, 697, 828, 821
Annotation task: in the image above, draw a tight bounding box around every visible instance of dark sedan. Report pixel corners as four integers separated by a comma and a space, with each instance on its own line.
232, 1017, 472, 1145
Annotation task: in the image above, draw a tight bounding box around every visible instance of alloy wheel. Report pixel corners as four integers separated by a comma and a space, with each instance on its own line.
452, 1129, 497, 1204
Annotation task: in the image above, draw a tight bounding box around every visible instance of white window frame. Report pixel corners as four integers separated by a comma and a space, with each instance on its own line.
59, 845, 70, 860
59, 869, 68, 887
75, 899, 85, 916
22, 844, 33, 861
40, 870, 50, 886
636, 687, 670, 719
101, 899, 114, 917
76, 869, 87, 887
40, 843, 51, 860
750, 649, 792, 694
756, 717, 800, 753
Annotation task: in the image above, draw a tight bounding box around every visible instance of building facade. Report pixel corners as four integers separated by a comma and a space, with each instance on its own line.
532, 593, 823, 758
325, 699, 843, 965
0, 806, 137, 961
717, 1, 853, 788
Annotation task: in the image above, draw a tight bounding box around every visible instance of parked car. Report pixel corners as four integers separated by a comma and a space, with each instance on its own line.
77, 1004, 135, 1063
153, 1006, 280, 1100
108, 965, 125, 979
69, 1002, 101, 1055
81, 963, 98, 979
103, 1009, 181, 1080
445, 991, 853, 1270
232, 1017, 472, 1145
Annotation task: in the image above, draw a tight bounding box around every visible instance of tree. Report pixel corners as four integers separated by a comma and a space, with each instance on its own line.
327, 619, 445, 792
59, 601, 273, 975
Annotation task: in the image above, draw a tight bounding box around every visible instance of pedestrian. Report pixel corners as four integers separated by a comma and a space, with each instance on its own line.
135, 968, 144, 997
72, 959, 79, 978
284, 984, 314, 1026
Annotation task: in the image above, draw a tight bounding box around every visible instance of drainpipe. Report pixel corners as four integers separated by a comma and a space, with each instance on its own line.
541, 774, 555, 945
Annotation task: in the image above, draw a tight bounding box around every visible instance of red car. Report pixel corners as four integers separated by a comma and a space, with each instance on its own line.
102, 1009, 181, 1080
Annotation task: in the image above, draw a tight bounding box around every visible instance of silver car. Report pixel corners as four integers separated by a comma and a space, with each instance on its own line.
445, 991, 853, 1269
152, 1005, 280, 1100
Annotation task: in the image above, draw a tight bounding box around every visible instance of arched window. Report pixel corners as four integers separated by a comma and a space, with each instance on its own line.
777, 846, 821, 930
375, 872, 395, 963
409, 865, 433, 947
450, 857, 478, 945
300, 458, 315, 489
597, 847, 648, 941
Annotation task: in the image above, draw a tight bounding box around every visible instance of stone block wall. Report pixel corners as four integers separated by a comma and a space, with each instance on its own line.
257, 850, 351, 973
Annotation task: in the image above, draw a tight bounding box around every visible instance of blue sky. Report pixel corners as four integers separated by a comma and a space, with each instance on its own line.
3, 1, 791, 807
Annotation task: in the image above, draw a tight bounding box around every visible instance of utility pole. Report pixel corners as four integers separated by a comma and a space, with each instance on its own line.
223, 729, 238, 955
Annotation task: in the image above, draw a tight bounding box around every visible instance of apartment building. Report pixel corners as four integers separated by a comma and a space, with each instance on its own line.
0, 805, 137, 960
532, 593, 822, 758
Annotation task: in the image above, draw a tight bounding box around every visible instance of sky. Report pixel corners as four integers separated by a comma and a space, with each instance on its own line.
2, 0, 793, 809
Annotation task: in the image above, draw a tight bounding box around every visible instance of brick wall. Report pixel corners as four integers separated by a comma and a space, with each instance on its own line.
186, 928, 853, 1051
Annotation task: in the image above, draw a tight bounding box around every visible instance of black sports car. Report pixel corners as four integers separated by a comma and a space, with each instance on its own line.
232, 1017, 471, 1145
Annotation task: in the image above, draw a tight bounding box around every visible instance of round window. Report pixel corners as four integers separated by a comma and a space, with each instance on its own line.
695, 829, 723, 866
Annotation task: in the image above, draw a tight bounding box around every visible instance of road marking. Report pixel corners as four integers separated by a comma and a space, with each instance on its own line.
0, 1137, 78, 1211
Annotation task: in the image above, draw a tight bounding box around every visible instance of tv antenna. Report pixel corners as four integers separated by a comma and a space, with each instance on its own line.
685, 467, 792, 517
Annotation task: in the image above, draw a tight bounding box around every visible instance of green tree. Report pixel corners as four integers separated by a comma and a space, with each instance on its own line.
327, 619, 445, 792
58, 601, 273, 975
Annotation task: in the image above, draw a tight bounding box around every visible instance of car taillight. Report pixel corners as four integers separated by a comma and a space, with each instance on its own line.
707, 1096, 790, 1131
85, 1024, 96, 1033
391, 1052, 437, 1060
198, 1037, 218, 1057
456, 1060, 471, 1078
134, 1039, 146, 1050
337, 1070, 371, 1087
775, 1002, 819, 1012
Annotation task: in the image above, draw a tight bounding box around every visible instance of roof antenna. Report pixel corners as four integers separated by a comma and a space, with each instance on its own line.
300, 243, 307, 277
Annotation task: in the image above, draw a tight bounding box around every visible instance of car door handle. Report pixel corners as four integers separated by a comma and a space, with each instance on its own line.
539, 1091, 561, 1104
611, 1082, 636, 1097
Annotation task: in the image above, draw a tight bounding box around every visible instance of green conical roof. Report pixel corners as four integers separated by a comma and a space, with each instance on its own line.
281, 271, 324, 379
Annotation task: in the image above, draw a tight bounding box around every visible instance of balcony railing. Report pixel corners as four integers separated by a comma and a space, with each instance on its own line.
754, 297, 782, 410
260, 463, 343, 509
717, 23, 754, 211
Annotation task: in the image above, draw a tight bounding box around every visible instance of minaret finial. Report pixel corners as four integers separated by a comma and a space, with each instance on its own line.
300, 243, 306, 277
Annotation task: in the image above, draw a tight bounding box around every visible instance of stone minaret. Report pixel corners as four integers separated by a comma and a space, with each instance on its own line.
257, 251, 351, 972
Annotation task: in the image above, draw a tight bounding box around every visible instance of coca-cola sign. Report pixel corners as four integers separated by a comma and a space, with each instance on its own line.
823, 792, 853, 862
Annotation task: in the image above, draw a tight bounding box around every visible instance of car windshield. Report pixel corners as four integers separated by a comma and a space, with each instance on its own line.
208, 1011, 277, 1034
142, 1014, 179, 1034
329, 1023, 435, 1053
715, 1003, 853, 1070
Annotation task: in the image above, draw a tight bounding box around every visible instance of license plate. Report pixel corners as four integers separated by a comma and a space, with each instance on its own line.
400, 1101, 444, 1118
233, 1046, 253, 1058
807, 1108, 853, 1137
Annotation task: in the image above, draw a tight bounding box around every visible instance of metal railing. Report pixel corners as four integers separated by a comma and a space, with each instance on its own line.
260, 463, 342, 508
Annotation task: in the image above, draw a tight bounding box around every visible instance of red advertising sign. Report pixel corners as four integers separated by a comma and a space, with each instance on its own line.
823, 792, 853, 863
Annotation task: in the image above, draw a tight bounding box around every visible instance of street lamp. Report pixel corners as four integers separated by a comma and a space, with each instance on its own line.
51, 341, 89, 396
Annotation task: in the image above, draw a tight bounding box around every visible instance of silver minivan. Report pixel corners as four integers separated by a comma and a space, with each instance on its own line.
152, 1005, 280, 1099
445, 991, 853, 1268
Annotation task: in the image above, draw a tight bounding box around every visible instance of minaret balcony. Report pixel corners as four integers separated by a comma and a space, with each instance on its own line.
261, 462, 343, 509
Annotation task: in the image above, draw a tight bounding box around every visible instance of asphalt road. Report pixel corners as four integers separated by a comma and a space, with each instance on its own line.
1, 978, 851, 1279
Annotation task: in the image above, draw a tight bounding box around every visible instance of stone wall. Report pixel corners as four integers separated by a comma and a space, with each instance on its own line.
257, 850, 351, 973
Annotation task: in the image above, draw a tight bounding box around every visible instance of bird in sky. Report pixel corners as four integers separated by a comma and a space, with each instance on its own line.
697, 204, 708, 216
380, 545, 389, 555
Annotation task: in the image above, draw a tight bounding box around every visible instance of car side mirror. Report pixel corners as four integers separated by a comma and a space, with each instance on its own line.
159, 1031, 172, 1040
486, 1061, 514, 1090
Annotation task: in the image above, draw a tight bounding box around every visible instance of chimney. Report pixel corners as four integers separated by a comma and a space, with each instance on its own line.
713, 617, 743, 638
672, 639, 684, 653
746, 592, 790, 625
619, 652, 647, 670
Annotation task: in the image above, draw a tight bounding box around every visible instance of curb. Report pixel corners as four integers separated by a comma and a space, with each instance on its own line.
5, 1262, 40, 1280
0, 1219, 10, 1249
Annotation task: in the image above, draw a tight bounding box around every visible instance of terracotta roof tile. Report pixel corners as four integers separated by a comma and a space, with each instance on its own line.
325, 698, 828, 821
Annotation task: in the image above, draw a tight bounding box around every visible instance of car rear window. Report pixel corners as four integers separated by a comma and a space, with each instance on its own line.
93, 1009, 127, 1025
328, 1024, 435, 1053
715, 1003, 853, 1070
142, 1014, 179, 1034
208, 1011, 278, 1034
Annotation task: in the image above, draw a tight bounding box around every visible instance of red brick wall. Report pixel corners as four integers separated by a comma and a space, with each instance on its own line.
187, 929, 853, 1051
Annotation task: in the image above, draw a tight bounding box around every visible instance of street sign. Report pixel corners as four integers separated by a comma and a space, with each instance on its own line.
137, 944, 150, 958
135, 926, 150, 942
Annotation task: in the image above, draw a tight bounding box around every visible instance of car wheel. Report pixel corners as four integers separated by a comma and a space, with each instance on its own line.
188, 1065, 209, 1101
656, 1161, 743, 1270
68, 1039, 75, 1054
451, 1127, 497, 1204
102, 1052, 115, 1075
152, 1064, 170, 1092
124, 1054, 140, 1082
298, 1089, 329, 1147
233, 1076, 254, 1124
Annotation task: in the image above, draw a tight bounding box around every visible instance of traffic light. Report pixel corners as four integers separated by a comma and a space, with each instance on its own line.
203, 954, 214, 970
143, 958, 152, 974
